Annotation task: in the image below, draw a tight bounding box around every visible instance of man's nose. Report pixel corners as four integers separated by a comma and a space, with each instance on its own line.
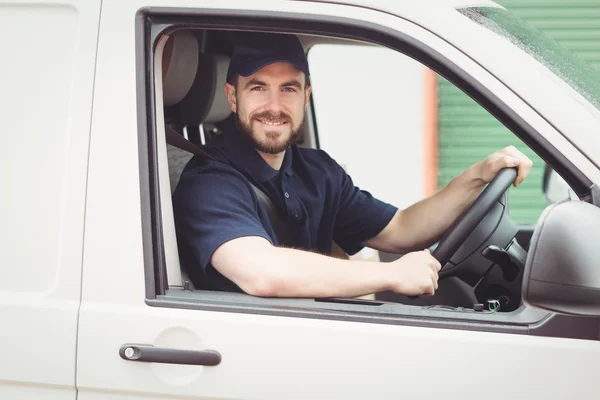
265, 91, 284, 114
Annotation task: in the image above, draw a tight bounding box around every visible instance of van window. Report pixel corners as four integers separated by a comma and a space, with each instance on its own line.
0, 5, 77, 292
436, 76, 547, 224
309, 44, 547, 225
308, 44, 426, 210
144, 23, 560, 321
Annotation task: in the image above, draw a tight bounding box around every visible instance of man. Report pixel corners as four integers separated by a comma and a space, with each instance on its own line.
172, 32, 532, 298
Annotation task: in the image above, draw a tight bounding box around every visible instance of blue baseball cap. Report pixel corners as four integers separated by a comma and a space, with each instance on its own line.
226, 32, 310, 84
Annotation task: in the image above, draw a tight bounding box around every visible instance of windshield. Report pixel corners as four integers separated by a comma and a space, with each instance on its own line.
458, 6, 600, 111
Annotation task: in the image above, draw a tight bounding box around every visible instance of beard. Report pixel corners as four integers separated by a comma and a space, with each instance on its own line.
235, 109, 306, 155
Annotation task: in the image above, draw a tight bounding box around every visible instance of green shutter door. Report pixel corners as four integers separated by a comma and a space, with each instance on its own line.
438, 0, 600, 224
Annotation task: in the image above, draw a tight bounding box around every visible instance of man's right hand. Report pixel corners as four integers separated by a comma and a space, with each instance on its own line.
388, 249, 441, 296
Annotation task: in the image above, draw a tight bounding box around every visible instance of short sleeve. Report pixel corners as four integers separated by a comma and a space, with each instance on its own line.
332, 163, 398, 255
172, 169, 273, 271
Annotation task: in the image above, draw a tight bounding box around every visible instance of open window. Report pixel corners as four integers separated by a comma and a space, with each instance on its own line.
137, 8, 599, 340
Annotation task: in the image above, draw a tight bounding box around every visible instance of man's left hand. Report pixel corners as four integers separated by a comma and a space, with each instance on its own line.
474, 145, 533, 188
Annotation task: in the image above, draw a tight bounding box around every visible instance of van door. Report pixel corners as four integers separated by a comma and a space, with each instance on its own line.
76, 1, 600, 399
0, 0, 100, 398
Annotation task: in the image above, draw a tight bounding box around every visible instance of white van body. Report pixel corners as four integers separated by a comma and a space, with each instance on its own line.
1, 0, 600, 399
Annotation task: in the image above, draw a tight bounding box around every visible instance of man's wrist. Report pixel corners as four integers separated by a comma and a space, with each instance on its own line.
375, 262, 396, 292
453, 162, 486, 193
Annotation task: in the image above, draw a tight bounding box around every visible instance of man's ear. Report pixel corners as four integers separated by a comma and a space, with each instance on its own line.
304, 85, 312, 107
224, 82, 237, 113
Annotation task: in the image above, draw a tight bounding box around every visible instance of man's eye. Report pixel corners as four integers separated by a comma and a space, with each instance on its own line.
251, 86, 265, 91
283, 87, 297, 93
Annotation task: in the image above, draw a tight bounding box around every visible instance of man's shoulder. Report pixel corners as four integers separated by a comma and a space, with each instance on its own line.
175, 153, 254, 199
178, 137, 238, 175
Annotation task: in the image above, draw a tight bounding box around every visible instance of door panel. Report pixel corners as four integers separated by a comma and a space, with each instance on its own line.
77, 303, 600, 400
0, 0, 100, 398
78, 1, 600, 399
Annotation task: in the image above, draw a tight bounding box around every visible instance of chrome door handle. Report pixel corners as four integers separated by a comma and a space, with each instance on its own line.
119, 344, 221, 366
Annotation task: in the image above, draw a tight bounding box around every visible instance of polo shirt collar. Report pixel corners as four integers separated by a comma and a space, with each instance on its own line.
223, 119, 294, 183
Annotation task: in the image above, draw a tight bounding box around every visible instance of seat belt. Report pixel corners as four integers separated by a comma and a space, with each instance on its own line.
166, 126, 207, 156
166, 126, 295, 246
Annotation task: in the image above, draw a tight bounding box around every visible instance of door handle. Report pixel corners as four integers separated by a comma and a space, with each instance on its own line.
119, 344, 221, 366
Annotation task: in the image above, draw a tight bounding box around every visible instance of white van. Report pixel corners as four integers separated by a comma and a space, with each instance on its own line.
2, 0, 600, 399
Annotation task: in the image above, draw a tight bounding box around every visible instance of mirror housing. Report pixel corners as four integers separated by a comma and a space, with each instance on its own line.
542, 165, 577, 203
522, 200, 600, 316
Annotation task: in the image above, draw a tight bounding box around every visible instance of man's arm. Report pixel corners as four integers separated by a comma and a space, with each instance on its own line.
175, 167, 442, 298
211, 236, 441, 298
365, 146, 534, 254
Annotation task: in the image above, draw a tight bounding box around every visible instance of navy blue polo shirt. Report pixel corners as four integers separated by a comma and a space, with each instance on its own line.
172, 117, 398, 292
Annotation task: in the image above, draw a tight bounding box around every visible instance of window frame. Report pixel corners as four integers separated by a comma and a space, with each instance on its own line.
134, 6, 599, 340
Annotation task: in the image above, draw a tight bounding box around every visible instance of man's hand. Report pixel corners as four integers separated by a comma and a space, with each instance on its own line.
388, 249, 441, 296
473, 145, 534, 188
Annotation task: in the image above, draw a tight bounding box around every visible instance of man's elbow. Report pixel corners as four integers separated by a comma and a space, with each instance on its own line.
212, 237, 284, 297
224, 255, 287, 297
238, 274, 285, 297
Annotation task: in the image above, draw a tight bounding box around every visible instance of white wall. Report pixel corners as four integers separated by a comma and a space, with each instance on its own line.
308, 44, 426, 210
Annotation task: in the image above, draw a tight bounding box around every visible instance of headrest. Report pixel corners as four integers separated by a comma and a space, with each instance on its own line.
204, 55, 232, 124
179, 54, 232, 127
162, 31, 199, 106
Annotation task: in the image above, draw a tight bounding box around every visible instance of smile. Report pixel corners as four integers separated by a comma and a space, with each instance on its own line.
257, 119, 288, 126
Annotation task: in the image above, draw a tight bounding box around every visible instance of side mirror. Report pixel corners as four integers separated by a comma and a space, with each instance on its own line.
542, 164, 577, 203
522, 200, 600, 316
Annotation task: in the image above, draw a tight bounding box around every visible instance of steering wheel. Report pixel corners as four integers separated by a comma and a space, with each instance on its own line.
433, 167, 518, 274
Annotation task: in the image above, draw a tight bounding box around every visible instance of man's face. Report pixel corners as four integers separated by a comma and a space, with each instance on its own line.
225, 62, 312, 155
